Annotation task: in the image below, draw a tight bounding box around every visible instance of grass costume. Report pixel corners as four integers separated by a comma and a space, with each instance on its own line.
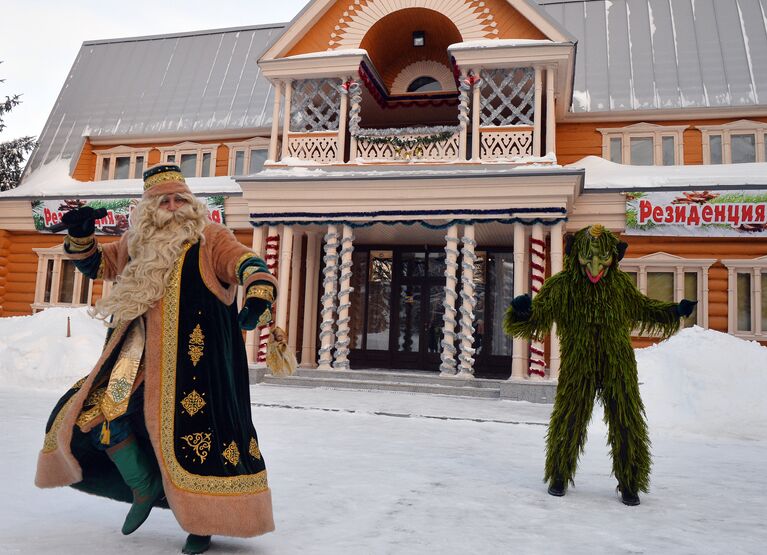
504, 224, 695, 506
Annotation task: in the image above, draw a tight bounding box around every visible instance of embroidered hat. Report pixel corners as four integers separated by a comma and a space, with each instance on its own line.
142, 163, 192, 199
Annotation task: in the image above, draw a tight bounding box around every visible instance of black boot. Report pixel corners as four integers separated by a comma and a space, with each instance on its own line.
547, 478, 566, 497
182, 534, 212, 554
106, 435, 164, 535
618, 485, 640, 506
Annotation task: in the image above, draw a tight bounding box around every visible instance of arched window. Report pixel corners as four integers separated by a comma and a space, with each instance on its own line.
407, 76, 441, 93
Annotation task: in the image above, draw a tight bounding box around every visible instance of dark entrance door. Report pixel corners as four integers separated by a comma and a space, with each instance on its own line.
391, 250, 445, 371
348, 246, 514, 378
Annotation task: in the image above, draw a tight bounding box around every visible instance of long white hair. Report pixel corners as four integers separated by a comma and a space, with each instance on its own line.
90, 192, 207, 327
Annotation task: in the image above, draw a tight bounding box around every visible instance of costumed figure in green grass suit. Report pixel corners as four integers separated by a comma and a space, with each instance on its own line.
504, 224, 696, 506
35, 164, 277, 554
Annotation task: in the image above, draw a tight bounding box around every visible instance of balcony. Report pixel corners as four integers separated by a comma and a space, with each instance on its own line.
259, 40, 574, 167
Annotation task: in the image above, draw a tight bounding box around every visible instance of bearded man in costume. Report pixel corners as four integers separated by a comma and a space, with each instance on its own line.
35, 164, 277, 554
504, 224, 696, 506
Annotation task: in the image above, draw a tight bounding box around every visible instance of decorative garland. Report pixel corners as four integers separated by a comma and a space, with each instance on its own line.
251, 216, 567, 230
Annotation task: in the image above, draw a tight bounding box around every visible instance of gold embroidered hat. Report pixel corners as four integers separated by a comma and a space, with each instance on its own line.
142, 163, 193, 199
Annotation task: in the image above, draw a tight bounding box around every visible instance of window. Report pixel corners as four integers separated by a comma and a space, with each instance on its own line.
698, 120, 767, 164
157, 142, 219, 177
599, 123, 687, 166
94, 146, 150, 180
722, 256, 767, 340
225, 137, 271, 175
32, 246, 95, 312
620, 253, 716, 331
407, 76, 441, 93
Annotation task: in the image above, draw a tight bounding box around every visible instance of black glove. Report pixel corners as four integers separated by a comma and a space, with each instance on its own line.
61, 207, 99, 237
675, 299, 698, 319
510, 294, 532, 322
238, 296, 273, 331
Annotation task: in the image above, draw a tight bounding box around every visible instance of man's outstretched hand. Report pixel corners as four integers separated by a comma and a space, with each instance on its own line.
61, 207, 102, 237
238, 285, 275, 330
675, 299, 698, 319
510, 294, 532, 322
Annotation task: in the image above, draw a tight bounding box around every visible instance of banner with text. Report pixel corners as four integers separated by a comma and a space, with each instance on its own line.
625, 190, 767, 237
31, 196, 226, 235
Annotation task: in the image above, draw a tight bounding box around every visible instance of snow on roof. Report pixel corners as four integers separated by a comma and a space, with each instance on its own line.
570, 156, 767, 191
448, 39, 560, 50
0, 159, 241, 200
284, 48, 368, 59
541, 0, 767, 113
23, 24, 285, 181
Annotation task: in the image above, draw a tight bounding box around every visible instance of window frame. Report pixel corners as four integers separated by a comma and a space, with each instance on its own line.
620, 252, 715, 331
157, 141, 220, 177
32, 245, 95, 312
598, 123, 688, 166
224, 137, 271, 176
722, 255, 767, 340
697, 120, 767, 164
94, 145, 151, 180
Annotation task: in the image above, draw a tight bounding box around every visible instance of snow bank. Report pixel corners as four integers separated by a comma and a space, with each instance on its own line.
637, 326, 767, 441
0, 307, 106, 389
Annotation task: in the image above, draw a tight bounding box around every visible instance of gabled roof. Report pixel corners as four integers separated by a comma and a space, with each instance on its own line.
24, 24, 285, 180
540, 0, 767, 114
260, 0, 576, 61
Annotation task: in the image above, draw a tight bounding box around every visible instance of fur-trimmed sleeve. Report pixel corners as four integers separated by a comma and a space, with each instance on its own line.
205, 224, 276, 289
63, 233, 129, 282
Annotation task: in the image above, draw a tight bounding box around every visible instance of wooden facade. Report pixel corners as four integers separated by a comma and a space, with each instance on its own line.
3, 0, 767, 381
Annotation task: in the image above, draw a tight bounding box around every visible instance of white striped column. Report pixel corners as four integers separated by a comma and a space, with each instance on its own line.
288, 231, 304, 355
548, 222, 564, 380
333, 225, 355, 369
528, 223, 546, 378
511, 223, 529, 379
439, 225, 460, 376
257, 227, 280, 365
300, 233, 321, 368
317, 225, 340, 370
456, 225, 478, 377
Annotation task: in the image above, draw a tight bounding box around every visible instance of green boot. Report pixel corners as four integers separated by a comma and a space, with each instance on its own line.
182, 534, 212, 554
106, 435, 164, 535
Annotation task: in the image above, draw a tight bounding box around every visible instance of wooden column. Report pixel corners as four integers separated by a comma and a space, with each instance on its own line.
456, 225, 477, 377
275, 225, 294, 330
533, 66, 543, 157
510, 223, 529, 379
317, 225, 339, 370
300, 233, 321, 368
268, 81, 283, 162
545, 66, 556, 156
280, 80, 293, 160
471, 70, 481, 162
548, 221, 564, 380
288, 231, 303, 354
439, 225, 460, 376
337, 78, 349, 163
333, 225, 354, 369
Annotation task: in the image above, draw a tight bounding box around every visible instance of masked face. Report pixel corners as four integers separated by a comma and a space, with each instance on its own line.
578, 239, 614, 284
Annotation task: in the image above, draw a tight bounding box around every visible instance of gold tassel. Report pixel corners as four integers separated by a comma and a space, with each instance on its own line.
100, 421, 111, 445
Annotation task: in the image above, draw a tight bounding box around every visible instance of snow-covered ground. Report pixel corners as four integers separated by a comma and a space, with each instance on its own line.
1, 308, 766, 554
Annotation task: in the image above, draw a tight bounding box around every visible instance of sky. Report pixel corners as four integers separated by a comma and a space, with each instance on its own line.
0, 0, 309, 142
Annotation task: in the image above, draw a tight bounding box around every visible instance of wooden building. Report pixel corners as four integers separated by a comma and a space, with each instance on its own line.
2, 0, 767, 401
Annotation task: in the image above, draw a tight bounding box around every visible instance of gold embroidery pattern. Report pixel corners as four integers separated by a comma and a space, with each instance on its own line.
249, 438, 262, 460
234, 252, 254, 283
100, 319, 144, 422
246, 284, 275, 303
181, 390, 206, 416
160, 243, 269, 494
43, 395, 78, 453
181, 432, 211, 464
222, 441, 240, 466
96, 245, 105, 279
76, 387, 106, 429
188, 324, 205, 366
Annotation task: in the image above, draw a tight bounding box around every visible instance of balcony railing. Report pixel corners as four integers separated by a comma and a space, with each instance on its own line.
479, 126, 534, 161
287, 131, 339, 164
355, 131, 461, 163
